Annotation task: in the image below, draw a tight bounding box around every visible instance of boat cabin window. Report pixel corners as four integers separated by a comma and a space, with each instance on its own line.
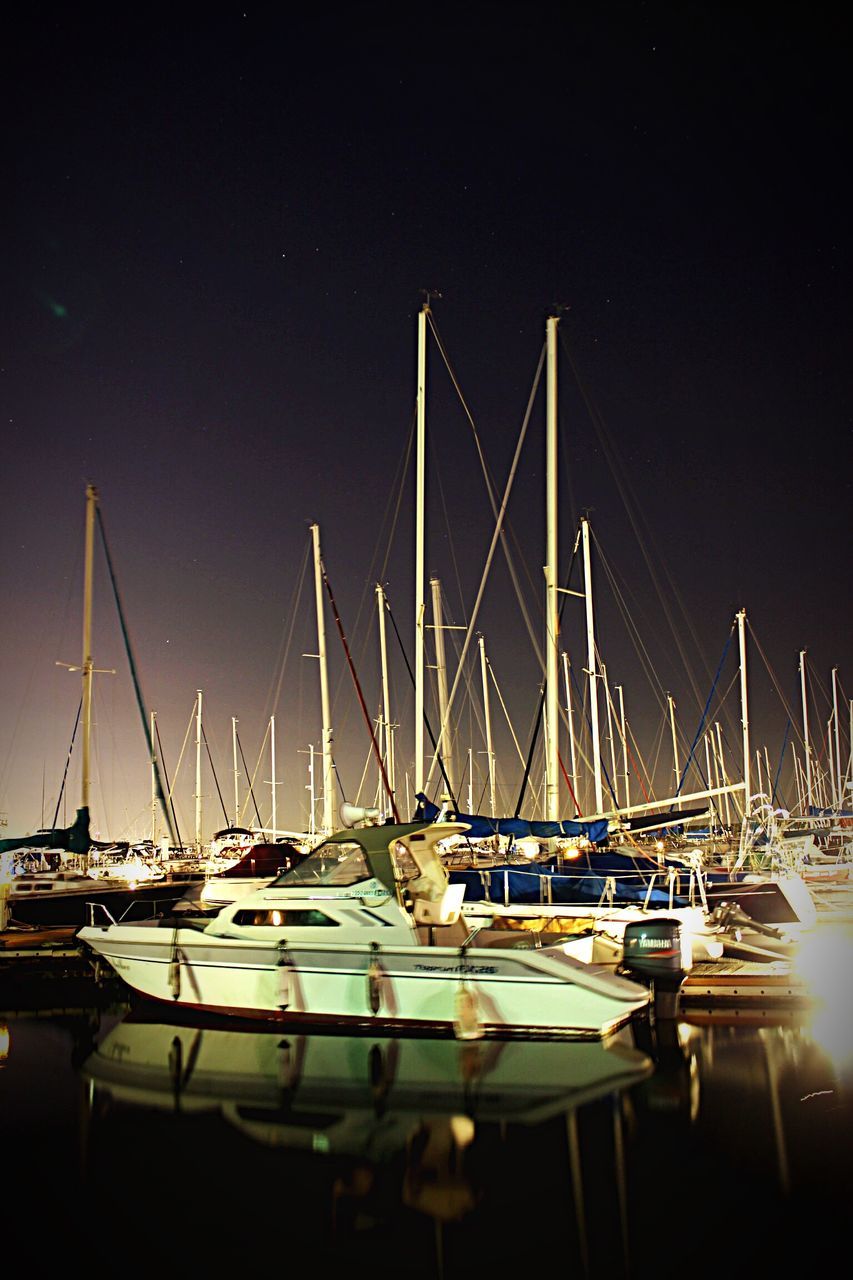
233, 908, 340, 927
270, 841, 371, 888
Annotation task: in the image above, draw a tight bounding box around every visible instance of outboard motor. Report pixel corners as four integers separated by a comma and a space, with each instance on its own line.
619, 918, 688, 1023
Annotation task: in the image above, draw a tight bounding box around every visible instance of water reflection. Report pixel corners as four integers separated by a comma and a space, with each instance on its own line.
2, 1004, 850, 1279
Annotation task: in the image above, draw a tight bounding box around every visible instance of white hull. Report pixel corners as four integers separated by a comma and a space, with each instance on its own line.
79, 921, 648, 1039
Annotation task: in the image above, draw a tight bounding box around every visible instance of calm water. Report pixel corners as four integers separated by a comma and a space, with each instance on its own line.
3, 954, 852, 1278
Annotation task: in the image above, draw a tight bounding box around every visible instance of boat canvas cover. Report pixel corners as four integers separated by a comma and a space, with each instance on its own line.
414, 795, 609, 844
217, 843, 304, 878
449, 848, 688, 907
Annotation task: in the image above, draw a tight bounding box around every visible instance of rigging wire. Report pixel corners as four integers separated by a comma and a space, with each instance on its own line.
201, 723, 230, 826
320, 559, 400, 822
95, 503, 180, 850
51, 697, 82, 828
236, 731, 264, 830
153, 717, 183, 851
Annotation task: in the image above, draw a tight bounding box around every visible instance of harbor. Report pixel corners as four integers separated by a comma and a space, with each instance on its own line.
4, 9, 851, 1278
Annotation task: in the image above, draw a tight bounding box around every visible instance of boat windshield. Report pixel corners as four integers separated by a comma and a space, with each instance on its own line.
269, 840, 372, 888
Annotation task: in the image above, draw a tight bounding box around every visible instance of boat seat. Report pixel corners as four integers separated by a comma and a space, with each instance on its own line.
416, 919, 475, 948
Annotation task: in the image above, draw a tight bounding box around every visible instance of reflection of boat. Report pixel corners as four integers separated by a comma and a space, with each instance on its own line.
81, 1012, 654, 1150
78, 819, 652, 1039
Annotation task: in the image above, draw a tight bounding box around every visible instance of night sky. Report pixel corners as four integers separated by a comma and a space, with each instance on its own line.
2, 4, 850, 843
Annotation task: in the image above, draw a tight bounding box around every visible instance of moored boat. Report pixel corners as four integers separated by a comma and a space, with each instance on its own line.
78, 819, 654, 1040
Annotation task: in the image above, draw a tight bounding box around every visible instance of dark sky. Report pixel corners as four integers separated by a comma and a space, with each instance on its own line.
2, 3, 850, 841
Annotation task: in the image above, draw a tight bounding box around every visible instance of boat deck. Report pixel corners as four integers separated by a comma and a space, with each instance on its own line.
681, 959, 806, 1007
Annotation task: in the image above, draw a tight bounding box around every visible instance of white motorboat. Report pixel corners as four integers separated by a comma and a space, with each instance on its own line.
78, 820, 655, 1041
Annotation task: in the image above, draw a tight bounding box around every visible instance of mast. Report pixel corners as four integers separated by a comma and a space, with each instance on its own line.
668, 693, 681, 810
544, 313, 560, 821
832, 667, 842, 810
150, 710, 158, 845
737, 609, 750, 820
415, 301, 427, 797
704, 732, 715, 829
270, 714, 277, 839
430, 576, 455, 798
232, 717, 240, 826
582, 516, 604, 813
715, 722, 732, 826
616, 684, 629, 812
194, 689, 203, 852
799, 649, 811, 814
602, 664, 619, 809
81, 483, 97, 817
562, 651, 579, 815
310, 523, 336, 834
376, 584, 396, 813
479, 635, 497, 818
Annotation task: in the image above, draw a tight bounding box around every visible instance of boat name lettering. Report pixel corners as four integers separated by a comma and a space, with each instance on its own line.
414, 962, 497, 975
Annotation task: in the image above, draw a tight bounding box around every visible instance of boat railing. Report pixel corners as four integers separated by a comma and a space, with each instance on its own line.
85, 900, 118, 928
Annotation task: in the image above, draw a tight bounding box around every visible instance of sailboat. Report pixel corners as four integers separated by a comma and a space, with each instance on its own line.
0, 486, 191, 929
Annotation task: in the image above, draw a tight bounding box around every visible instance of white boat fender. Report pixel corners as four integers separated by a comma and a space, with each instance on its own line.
454, 948, 483, 1041
276, 939, 294, 1010
367, 942, 384, 1015
168, 937, 181, 1000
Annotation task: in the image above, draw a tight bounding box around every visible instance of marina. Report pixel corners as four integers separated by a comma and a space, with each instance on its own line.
3, 11, 851, 1278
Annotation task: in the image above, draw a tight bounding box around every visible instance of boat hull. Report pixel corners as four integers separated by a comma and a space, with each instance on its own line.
8, 880, 196, 928
77, 923, 650, 1040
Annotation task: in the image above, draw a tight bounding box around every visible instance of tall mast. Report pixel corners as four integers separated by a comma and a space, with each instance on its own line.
150, 710, 157, 844
376, 584, 395, 813
799, 649, 811, 814
430, 576, 455, 798
415, 301, 428, 797
194, 689, 203, 852
737, 609, 750, 820
232, 717, 240, 826
310, 523, 336, 833
544, 313, 560, 821
81, 482, 97, 816
270, 714, 277, 839
479, 635, 497, 818
581, 516, 604, 813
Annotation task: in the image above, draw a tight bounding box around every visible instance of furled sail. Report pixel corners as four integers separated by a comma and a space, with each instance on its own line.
414, 793, 610, 845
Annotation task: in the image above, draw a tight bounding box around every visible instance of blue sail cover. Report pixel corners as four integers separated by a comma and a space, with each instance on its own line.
414, 794, 610, 844
448, 849, 690, 907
